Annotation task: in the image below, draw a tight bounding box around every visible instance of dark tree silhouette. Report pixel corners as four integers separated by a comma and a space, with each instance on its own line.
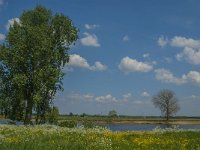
152, 89, 180, 121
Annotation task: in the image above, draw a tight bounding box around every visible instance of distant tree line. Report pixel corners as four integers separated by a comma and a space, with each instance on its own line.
0, 6, 78, 124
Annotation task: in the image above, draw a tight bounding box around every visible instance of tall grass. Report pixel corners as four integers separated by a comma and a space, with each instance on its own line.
0, 125, 200, 150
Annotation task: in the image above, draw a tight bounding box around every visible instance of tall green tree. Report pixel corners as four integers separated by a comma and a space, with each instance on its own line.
0, 6, 78, 124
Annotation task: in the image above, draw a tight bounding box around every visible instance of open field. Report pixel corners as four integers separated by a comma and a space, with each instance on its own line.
1, 115, 200, 125
0, 125, 200, 150
57, 115, 200, 125
2, 115, 200, 125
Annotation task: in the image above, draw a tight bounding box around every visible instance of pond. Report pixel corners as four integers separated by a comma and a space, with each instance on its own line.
0, 119, 23, 125
1, 119, 200, 131
105, 123, 200, 132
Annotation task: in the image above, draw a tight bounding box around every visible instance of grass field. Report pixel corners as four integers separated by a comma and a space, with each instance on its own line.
57, 115, 200, 125
1, 115, 200, 125
0, 125, 200, 150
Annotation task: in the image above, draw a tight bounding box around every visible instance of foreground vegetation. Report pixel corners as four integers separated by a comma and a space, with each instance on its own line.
0, 125, 200, 150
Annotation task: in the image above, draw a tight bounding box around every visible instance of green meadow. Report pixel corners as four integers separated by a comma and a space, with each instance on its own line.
0, 125, 200, 150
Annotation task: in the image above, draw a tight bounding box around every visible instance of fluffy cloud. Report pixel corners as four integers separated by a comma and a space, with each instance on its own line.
123, 93, 132, 99
90, 61, 107, 71
154, 69, 186, 85
171, 36, 200, 48
158, 36, 200, 65
80, 32, 100, 47
155, 68, 200, 86
183, 71, 200, 86
119, 56, 153, 73
176, 47, 200, 65
85, 24, 99, 30
95, 94, 117, 103
65, 54, 107, 72
57, 92, 152, 106
141, 91, 150, 97
68, 54, 90, 69
62, 92, 118, 103
6, 18, 20, 30
122, 35, 130, 41
157, 36, 168, 47
0, 33, 5, 41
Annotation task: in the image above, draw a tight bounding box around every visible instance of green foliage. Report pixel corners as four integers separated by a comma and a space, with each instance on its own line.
108, 110, 117, 117
58, 120, 94, 128
0, 6, 78, 124
82, 120, 94, 128
69, 112, 73, 116
46, 106, 59, 124
58, 120, 77, 128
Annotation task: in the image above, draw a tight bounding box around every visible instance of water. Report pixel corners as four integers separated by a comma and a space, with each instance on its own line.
0, 119, 23, 125
1, 119, 200, 131
106, 123, 200, 132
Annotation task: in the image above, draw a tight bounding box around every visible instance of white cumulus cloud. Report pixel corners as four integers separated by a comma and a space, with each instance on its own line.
90, 61, 107, 71
123, 93, 132, 99
160, 36, 200, 65
68, 54, 90, 69
170, 36, 200, 48
64, 54, 107, 72
183, 71, 200, 86
176, 47, 200, 65
95, 94, 117, 103
119, 56, 153, 73
80, 32, 100, 47
6, 18, 20, 30
155, 68, 200, 86
0, 33, 5, 41
154, 69, 186, 85
85, 24, 99, 30
157, 36, 168, 47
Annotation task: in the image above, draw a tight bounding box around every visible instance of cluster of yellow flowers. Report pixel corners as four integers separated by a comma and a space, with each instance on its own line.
0, 125, 200, 150
0, 125, 112, 149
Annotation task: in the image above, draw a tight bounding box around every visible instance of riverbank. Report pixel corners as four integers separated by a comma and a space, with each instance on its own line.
95, 120, 200, 125
58, 115, 200, 125
0, 125, 200, 150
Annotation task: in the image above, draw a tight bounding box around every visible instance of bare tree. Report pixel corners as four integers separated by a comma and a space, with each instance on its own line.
152, 89, 180, 121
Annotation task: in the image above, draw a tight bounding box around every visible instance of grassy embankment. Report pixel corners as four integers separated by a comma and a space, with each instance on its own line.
1, 115, 200, 124
57, 115, 200, 125
0, 125, 200, 150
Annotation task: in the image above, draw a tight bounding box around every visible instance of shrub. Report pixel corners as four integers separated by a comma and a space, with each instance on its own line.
58, 120, 77, 128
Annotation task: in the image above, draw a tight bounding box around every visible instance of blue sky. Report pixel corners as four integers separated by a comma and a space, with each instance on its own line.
1, 0, 200, 116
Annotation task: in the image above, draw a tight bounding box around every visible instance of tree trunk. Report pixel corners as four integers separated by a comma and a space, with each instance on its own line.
166, 104, 169, 121
24, 98, 33, 125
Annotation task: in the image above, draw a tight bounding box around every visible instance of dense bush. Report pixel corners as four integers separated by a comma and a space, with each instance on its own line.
58, 120, 77, 128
